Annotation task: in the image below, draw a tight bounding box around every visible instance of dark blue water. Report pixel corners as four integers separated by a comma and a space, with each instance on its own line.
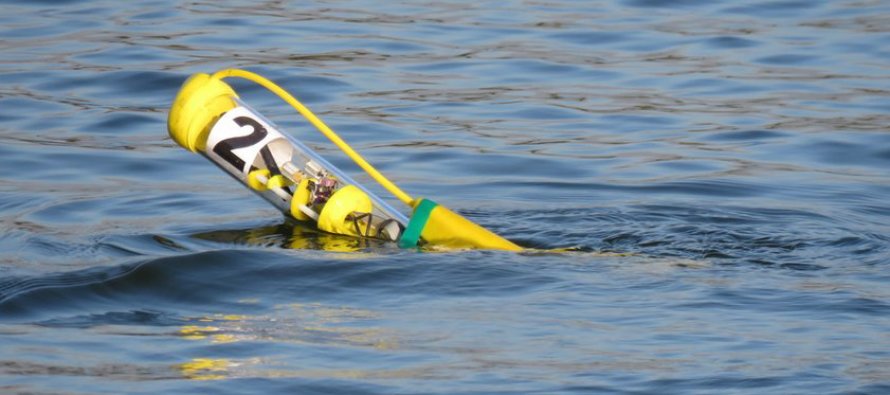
1, 1, 889, 393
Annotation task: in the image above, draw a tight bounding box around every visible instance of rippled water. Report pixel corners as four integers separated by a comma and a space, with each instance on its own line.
2, 0, 889, 393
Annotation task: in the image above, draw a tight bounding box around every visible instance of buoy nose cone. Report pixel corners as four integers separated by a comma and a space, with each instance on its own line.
400, 198, 522, 251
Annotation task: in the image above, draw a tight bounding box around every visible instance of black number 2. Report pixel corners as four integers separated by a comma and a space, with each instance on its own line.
213, 116, 268, 171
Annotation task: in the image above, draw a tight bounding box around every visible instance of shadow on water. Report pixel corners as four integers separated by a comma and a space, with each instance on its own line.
0, 242, 568, 323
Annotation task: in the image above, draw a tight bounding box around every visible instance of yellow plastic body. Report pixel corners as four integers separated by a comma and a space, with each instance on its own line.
418, 203, 522, 251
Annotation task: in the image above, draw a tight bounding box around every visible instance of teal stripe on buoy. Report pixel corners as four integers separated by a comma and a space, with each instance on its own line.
398, 198, 438, 248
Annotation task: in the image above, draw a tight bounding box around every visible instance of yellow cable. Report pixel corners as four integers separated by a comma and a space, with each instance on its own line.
211, 68, 415, 207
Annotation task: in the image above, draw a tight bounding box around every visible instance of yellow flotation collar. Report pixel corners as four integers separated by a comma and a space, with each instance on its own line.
168, 73, 238, 152
317, 185, 373, 237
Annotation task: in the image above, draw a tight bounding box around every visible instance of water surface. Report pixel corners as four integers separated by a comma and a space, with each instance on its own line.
1, 1, 889, 394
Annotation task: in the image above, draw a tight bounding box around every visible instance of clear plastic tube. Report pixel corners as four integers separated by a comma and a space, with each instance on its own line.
199, 98, 407, 241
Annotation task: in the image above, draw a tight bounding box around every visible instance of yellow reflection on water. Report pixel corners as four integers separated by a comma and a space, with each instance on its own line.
178, 325, 219, 340
178, 358, 233, 381
175, 302, 400, 380
191, 221, 391, 252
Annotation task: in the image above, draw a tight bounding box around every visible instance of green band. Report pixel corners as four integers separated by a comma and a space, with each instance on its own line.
398, 199, 438, 248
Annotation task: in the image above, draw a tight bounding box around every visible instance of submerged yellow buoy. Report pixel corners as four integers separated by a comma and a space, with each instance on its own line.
168, 69, 520, 251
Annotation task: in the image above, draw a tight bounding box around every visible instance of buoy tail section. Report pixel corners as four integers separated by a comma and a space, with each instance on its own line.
399, 199, 522, 251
